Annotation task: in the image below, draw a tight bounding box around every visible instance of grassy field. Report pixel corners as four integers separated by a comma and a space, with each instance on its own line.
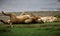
0, 28, 60, 36
0, 22, 60, 36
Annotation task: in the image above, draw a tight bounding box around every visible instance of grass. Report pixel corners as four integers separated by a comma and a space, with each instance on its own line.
0, 27, 60, 36
0, 22, 60, 36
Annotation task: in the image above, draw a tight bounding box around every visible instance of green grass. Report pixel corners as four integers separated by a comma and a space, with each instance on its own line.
0, 27, 60, 36
0, 22, 60, 36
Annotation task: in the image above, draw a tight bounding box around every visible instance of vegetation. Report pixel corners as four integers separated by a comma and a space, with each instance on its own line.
0, 22, 60, 36
0, 27, 60, 36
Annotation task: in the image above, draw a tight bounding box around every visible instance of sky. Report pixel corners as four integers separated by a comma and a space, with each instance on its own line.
0, 0, 60, 12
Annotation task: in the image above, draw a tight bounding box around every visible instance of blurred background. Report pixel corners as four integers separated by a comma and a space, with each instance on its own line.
0, 0, 60, 12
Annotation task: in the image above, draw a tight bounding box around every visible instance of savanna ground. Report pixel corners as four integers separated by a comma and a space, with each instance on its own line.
0, 11, 60, 36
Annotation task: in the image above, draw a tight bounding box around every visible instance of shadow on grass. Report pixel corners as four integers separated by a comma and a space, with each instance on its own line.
0, 27, 11, 32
